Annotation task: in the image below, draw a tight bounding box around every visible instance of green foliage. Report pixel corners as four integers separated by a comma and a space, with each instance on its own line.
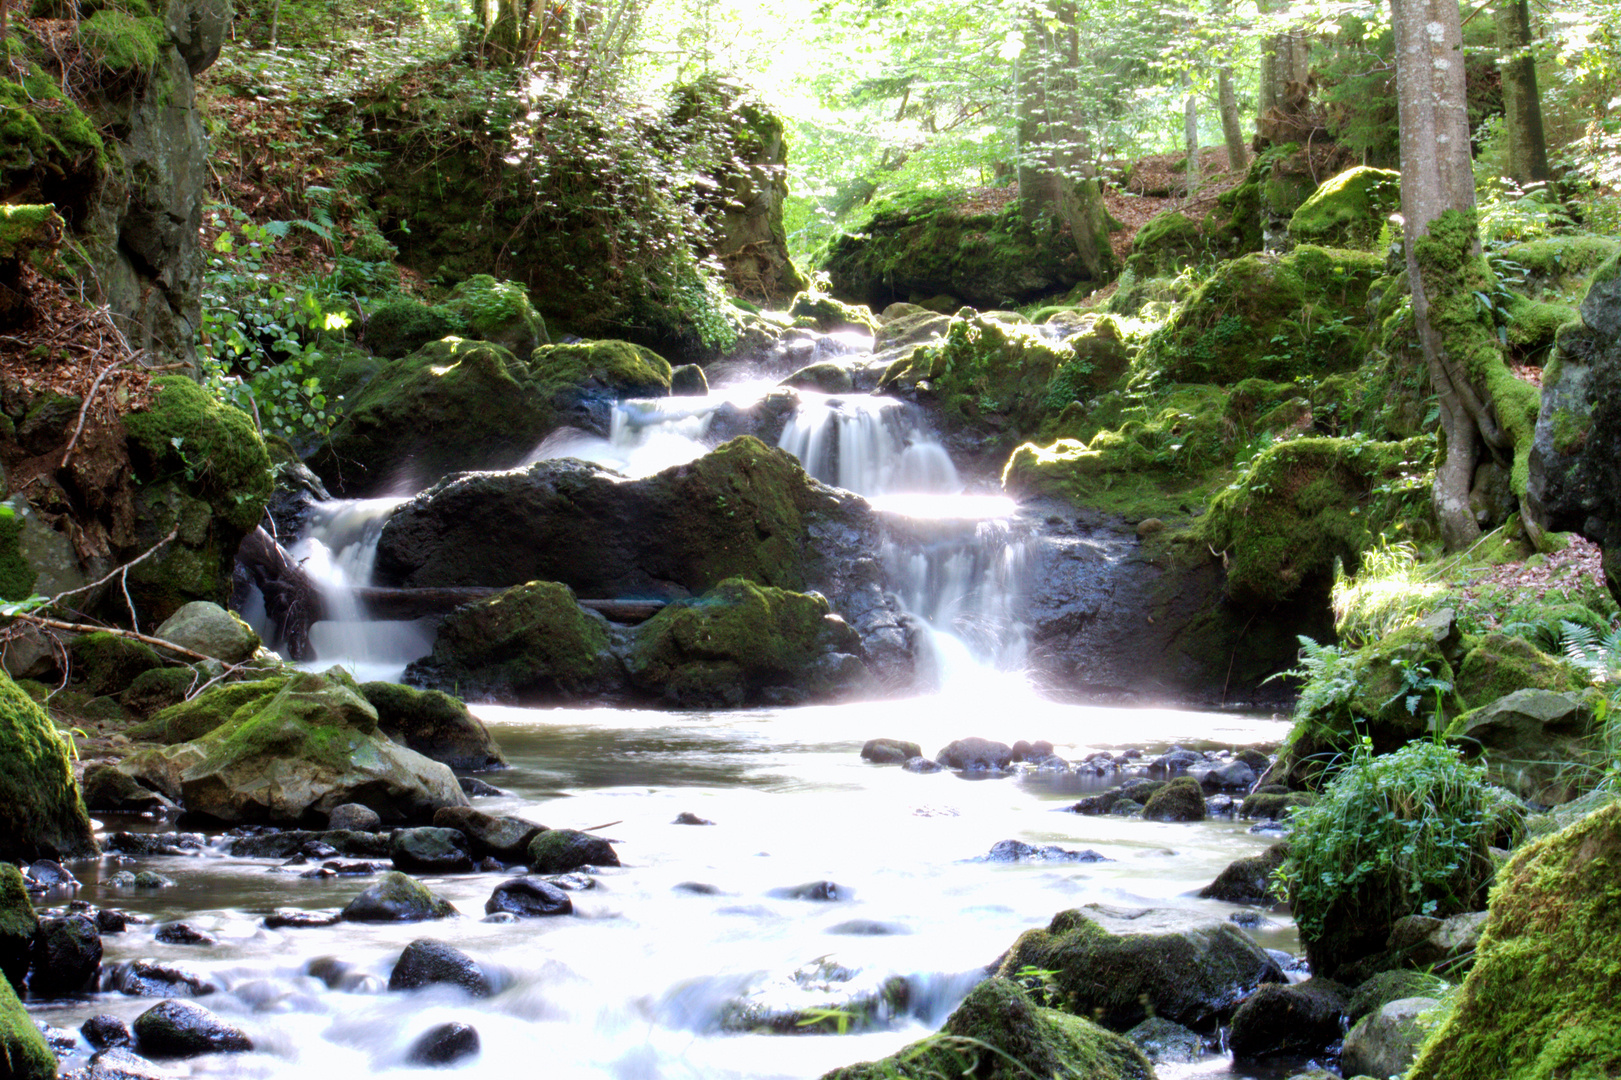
1474, 180, 1577, 249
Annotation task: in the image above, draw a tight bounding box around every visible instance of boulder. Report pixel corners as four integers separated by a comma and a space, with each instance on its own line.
29, 913, 102, 996
108, 960, 218, 997
935, 738, 1013, 771
1, 864, 39, 991
81, 765, 176, 816
996, 904, 1282, 1031
154, 922, 214, 946
1448, 689, 1596, 804
1189, 759, 1257, 791
340, 872, 457, 922
81, 1014, 134, 1050
861, 738, 922, 764
0, 973, 54, 1080
625, 577, 871, 707
406, 1021, 480, 1066
1343, 996, 1438, 1079
1198, 842, 1288, 904
1454, 633, 1584, 707
527, 830, 619, 874
1143, 777, 1207, 822
152, 602, 260, 664
433, 807, 546, 861
388, 939, 490, 996
485, 877, 573, 918
1227, 977, 1349, 1060
0, 670, 98, 862
977, 840, 1108, 863
444, 274, 548, 356
1346, 969, 1447, 1025
818, 978, 1152, 1080
1286, 167, 1401, 249
359, 681, 506, 771
132, 1000, 251, 1057
389, 827, 473, 873
1124, 1016, 1205, 1063
327, 803, 381, 832
120, 669, 469, 825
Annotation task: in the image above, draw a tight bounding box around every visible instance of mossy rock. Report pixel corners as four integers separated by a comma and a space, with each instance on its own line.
123, 376, 273, 533
0, 970, 54, 1080
410, 581, 624, 704
1205, 143, 1314, 256
446, 274, 549, 356
1496, 235, 1621, 301
364, 299, 464, 359
1198, 841, 1289, 903
359, 680, 506, 771
1347, 969, 1447, 1026
820, 978, 1154, 1080
1287, 167, 1401, 250
626, 577, 871, 707
0, 68, 107, 217
142, 674, 289, 743
1200, 435, 1434, 608
0, 670, 97, 862
67, 630, 166, 697
78, 9, 167, 75
1102, 273, 1195, 319
788, 292, 878, 335
1406, 800, 1621, 1080
1123, 210, 1204, 279
996, 904, 1281, 1031
1, 863, 38, 991
1455, 632, 1584, 707
0, 502, 37, 602
529, 338, 672, 399
1239, 790, 1315, 819
1142, 776, 1206, 822
1446, 688, 1598, 805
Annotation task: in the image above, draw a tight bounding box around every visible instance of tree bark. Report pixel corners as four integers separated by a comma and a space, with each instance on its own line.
1496, 0, 1551, 185
1184, 73, 1200, 197
1218, 66, 1248, 171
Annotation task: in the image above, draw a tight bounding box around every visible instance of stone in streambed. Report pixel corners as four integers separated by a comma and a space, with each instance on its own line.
327, 803, 381, 832
81, 765, 177, 816
1125, 1016, 1206, 1063
1198, 842, 1289, 904
433, 806, 546, 860
861, 738, 921, 764
29, 913, 101, 996
1143, 777, 1207, 822
485, 877, 573, 918
388, 939, 491, 996
406, 1021, 480, 1066
359, 681, 506, 771
153, 602, 260, 664
71, 1045, 181, 1079
526, 829, 619, 874
153, 922, 215, 946
390, 827, 473, 873
340, 872, 457, 922
1342, 996, 1437, 1078
109, 959, 218, 997
132, 1000, 251, 1057
1228, 977, 1349, 1059
770, 881, 850, 902
82, 1013, 134, 1050
935, 737, 1012, 771
976, 840, 1110, 863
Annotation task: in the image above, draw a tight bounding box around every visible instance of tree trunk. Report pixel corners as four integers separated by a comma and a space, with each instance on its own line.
1496, 0, 1551, 185
1218, 66, 1248, 171
1184, 74, 1200, 197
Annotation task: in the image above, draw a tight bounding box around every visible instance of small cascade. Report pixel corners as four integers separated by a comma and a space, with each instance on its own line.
776, 393, 958, 497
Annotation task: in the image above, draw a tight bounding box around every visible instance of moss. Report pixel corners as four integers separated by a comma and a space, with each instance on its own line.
788, 292, 878, 335
1497, 236, 1621, 299
821, 978, 1153, 1080
1286, 167, 1401, 250
446, 274, 548, 354
147, 674, 290, 743
1142, 776, 1206, 821
119, 664, 201, 717
428, 580, 619, 700
123, 376, 273, 532
1502, 293, 1577, 351
69, 631, 165, 697
1239, 790, 1316, 818
79, 10, 166, 75
530, 338, 672, 397
1123, 211, 1204, 279
0, 503, 38, 601
364, 299, 464, 359
190, 671, 379, 783
0, 67, 107, 191
0, 970, 55, 1080
0, 669, 96, 862
1407, 800, 1621, 1080
1454, 632, 1584, 707
1347, 969, 1448, 1025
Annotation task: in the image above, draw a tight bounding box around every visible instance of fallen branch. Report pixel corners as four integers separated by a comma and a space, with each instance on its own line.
59, 357, 132, 470
7, 611, 242, 668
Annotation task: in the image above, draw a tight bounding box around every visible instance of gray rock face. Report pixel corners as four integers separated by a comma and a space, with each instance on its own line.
1451, 689, 1596, 804
327, 803, 382, 832
153, 603, 260, 664
390, 828, 473, 874
936, 737, 1013, 771
433, 807, 545, 861
132, 1000, 251, 1058
1341, 996, 1438, 1078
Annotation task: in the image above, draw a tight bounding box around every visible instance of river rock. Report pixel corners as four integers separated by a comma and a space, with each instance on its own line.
1124, 1016, 1206, 1063
1, 971, 54, 1079
406, 1021, 480, 1066
672, 811, 713, 825
771, 881, 849, 901
359, 681, 506, 771
81, 766, 177, 816
68, 1046, 180, 1080
82, 1014, 135, 1050
433, 806, 546, 860
1189, 759, 1257, 791
390, 827, 473, 873
1, 863, 39, 990
109, 960, 218, 997
29, 913, 101, 996
527, 829, 619, 873
119, 669, 469, 825
1346, 969, 1447, 1025
1149, 748, 1204, 774
0, 672, 98, 863
1198, 842, 1288, 904
485, 877, 573, 918
819, 977, 1153, 1080
997, 904, 1283, 1031
935, 737, 1013, 771
132, 1000, 251, 1057
103, 832, 207, 857
26, 861, 79, 890
262, 909, 341, 929
902, 756, 941, 773
1447, 689, 1596, 804
860, 738, 920, 764
1342, 996, 1437, 1078
153, 923, 215, 946
976, 840, 1109, 863
340, 872, 457, 922
1227, 977, 1349, 1060
153, 602, 260, 664
388, 939, 491, 996
327, 803, 381, 832
1143, 777, 1207, 822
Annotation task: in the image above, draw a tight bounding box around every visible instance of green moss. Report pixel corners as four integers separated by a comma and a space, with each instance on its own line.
0, 68, 106, 189
193, 670, 379, 779
124, 376, 273, 532
530, 338, 672, 397
1454, 632, 1584, 707
788, 292, 878, 335
430, 580, 615, 697
0, 670, 96, 862
1497, 236, 1621, 299
79, 10, 166, 75
0, 970, 54, 1080
69, 631, 165, 697
1123, 211, 1204, 279
446, 274, 548, 354
1407, 800, 1621, 1080
0, 504, 38, 602
147, 675, 290, 743
1502, 293, 1578, 350
821, 978, 1153, 1080
364, 299, 464, 359
1287, 167, 1401, 250
1143, 776, 1206, 821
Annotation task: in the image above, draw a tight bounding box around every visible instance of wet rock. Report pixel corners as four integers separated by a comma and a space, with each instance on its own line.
406, 1021, 480, 1066
0, 972, 54, 1079
976, 840, 1110, 863
541, 872, 594, 891
861, 738, 922, 764
109, 960, 218, 997
95, 909, 129, 934
103, 833, 206, 857
390, 827, 473, 873
673, 882, 723, 895
153, 602, 260, 664
340, 871, 457, 922
459, 776, 504, 798
360, 681, 506, 771
1198, 842, 1289, 904
305, 957, 374, 992
1143, 777, 1207, 822
672, 812, 714, 825
132, 872, 174, 890
132, 1000, 251, 1057
388, 939, 491, 996
526, 829, 619, 873
901, 756, 941, 773
1148, 748, 1203, 774
1228, 977, 1349, 1060
717, 955, 910, 1034
153, 923, 214, 946
1010, 739, 1057, 761
1189, 759, 1257, 791
30, 914, 102, 996
1341, 996, 1437, 1078
27, 861, 80, 890
432, 806, 546, 860
1205, 794, 1235, 816
0, 672, 99, 865
670, 364, 708, 395
69, 1046, 180, 1080
484, 878, 573, 919
770, 881, 849, 901
827, 920, 909, 936
81, 766, 177, 816
326, 803, 381, 832
1125, 1016, 1206, 1063
82, 1014, 134, 1049
1, 862, 39, 988
224, 829, 390, 860
262, 909, 341, 929
997, 904, 1283, 1031
936, 737, 1013, 771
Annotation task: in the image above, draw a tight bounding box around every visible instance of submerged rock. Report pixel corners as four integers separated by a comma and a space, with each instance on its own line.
718, 955, 910, 1034
132, 1000, 251, 1057
390, 827, 473, 873
81, 1014, 134, 1050
340, 871, 457, 923
109, 960, 218, 997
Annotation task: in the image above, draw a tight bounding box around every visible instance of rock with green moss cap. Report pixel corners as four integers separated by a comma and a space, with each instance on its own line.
1447, 688, 1597, 804
119, 668, 469, 825
0, 972, 54, 1080
360, 681, 505, 771
1455, 633, 1584, 707
154, 601, 261, 664
820, 977, 1154, 1080
1124, 210, 1204, 279
1346, 968, 1448, 1026
1342, 995, 1437, 1079
405, 581, 626, 704
1142, 777, 1206, 822
527, 829, 619, 873
0, 670, 97, 862
1, 864, 38, 992
364, 298, 465, 359
1198, 842, 1288, 903
120, 665, 201, 717
996, 904, 1281, 1032
1286, 167, 1401, 250
137, 673, 292, 744
446, 275, 549, 356
788, 292, 878, 336
1406, 799, 1621, 1080
69, 631, 166, 697
626, 577, 871, 707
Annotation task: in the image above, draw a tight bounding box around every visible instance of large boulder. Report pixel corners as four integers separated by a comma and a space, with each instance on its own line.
625, 577, 871, 706
132, 1000, 251, 1057
359, 681, 505, 771
820, 978, 1153, 1080
1343, 997, 1437, 1078
1448, 688, 1597, 805
0, 973, 54, 1080
996, 904, 1281, 1031
443, 275, 549, 356
1227, 978, 1348, 1060
30, 913, 102, 997
120, 669, 469, 825
0, 670, 97, 863
1286, 167, 1401, 250
1, 864, 38, 991
153, 602, 261, 664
